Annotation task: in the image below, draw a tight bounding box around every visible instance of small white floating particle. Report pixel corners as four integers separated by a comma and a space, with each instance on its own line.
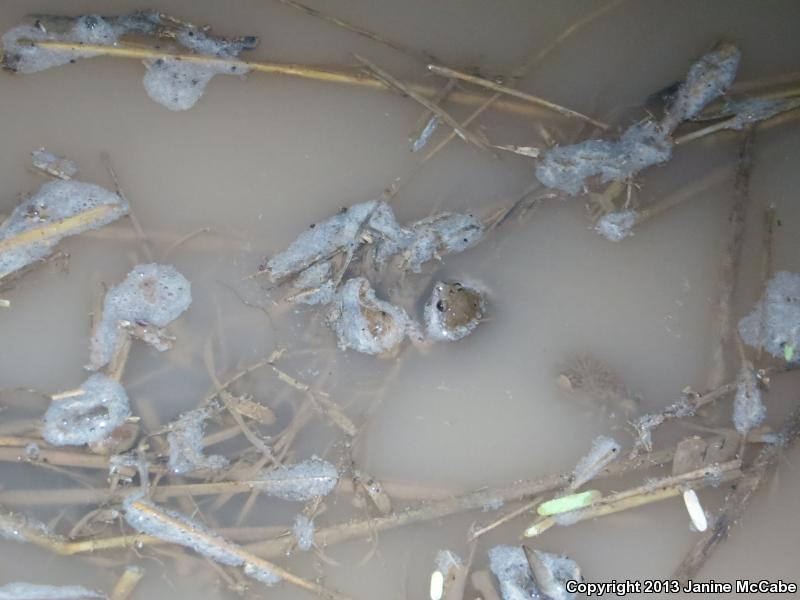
256, 458, 339, 501
429, 570, 445, 600
682, 489, 708, 532
42, 374, 131, 447
88, 263, 192, 370
0, 582, 104, 600
594, 210, 637, 242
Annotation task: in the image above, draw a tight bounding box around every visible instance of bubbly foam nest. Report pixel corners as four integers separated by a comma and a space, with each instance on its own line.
0, 582, 105, 600
732, 364, 766, 434
42, 374, 131, 447
123, 495, 242, 567
738, 271, 800, 361
595, 210, 637, 241
0, 179, 128, 280
423, 280, 487, 342
166, 408, 229, 474
489, 545, 581, 600
292, 515, 315, 552
143, 57, 249, 111
257, 458, 339, 501
88, 263, 192, 370
1, 16, 119, 74
327, 277, 412, 355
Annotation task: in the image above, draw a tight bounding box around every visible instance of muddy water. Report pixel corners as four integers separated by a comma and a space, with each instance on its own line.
1, 1, 799, 598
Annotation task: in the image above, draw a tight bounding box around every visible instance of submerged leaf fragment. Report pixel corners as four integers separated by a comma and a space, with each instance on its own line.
0, 179, 128, 280
88, 263, 192, 370
43, 374, 131, 447
424, 281, 486, 342
327, 277, 412, 355
256, 458, 339, 501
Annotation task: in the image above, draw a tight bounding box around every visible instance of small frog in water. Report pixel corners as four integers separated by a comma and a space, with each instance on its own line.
424, 281, 486, 342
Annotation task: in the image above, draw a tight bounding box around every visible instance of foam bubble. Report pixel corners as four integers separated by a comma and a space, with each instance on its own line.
42, 374, 131, 447
257, 458, 339, 501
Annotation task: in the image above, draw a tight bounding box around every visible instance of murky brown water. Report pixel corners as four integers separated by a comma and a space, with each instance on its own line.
1, 1, 799, 598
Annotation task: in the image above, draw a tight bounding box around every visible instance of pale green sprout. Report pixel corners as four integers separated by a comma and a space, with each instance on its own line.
536, 490, 601, 517
785, 344, 795, 362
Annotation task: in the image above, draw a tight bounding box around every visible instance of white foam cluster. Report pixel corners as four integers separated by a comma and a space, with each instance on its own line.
572, 435, 620, 490
142, 57, 248, 111
537, 44, 741, 197
88, 263, 192, 370
257, 458, 339, 501
738, 271, 800, 362
123, 494, 243, 567
0, 583, 104, 599
31, 148, 78, 179
663, 43, 741, 129
526, 549, 582, 600
424, 281, 486, 342
488, 546, 539, 600
267, 201, 379, 281
243, 563, 282, 586
292, 515, 315, 551
166, 408, 229, 475
269, 201, 484, 306
732, 363, 766, 434
327, 277, 412, 355
594, 210, 636, 241
2, 15, 119, 74
723, 97, 800, 131
0, 179, 128, 280
42, 374, 131, 447
535, 121, 672, 196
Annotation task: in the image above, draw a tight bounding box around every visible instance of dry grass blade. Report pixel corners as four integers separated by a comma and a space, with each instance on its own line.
110, 565, 144, 600
273, 0, 437, 63
355, 54, 489, 151
427, 64, 607, 129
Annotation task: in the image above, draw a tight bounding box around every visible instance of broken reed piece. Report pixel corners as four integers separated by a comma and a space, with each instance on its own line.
427, 63, 608, 130
524, 459, 741, 537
